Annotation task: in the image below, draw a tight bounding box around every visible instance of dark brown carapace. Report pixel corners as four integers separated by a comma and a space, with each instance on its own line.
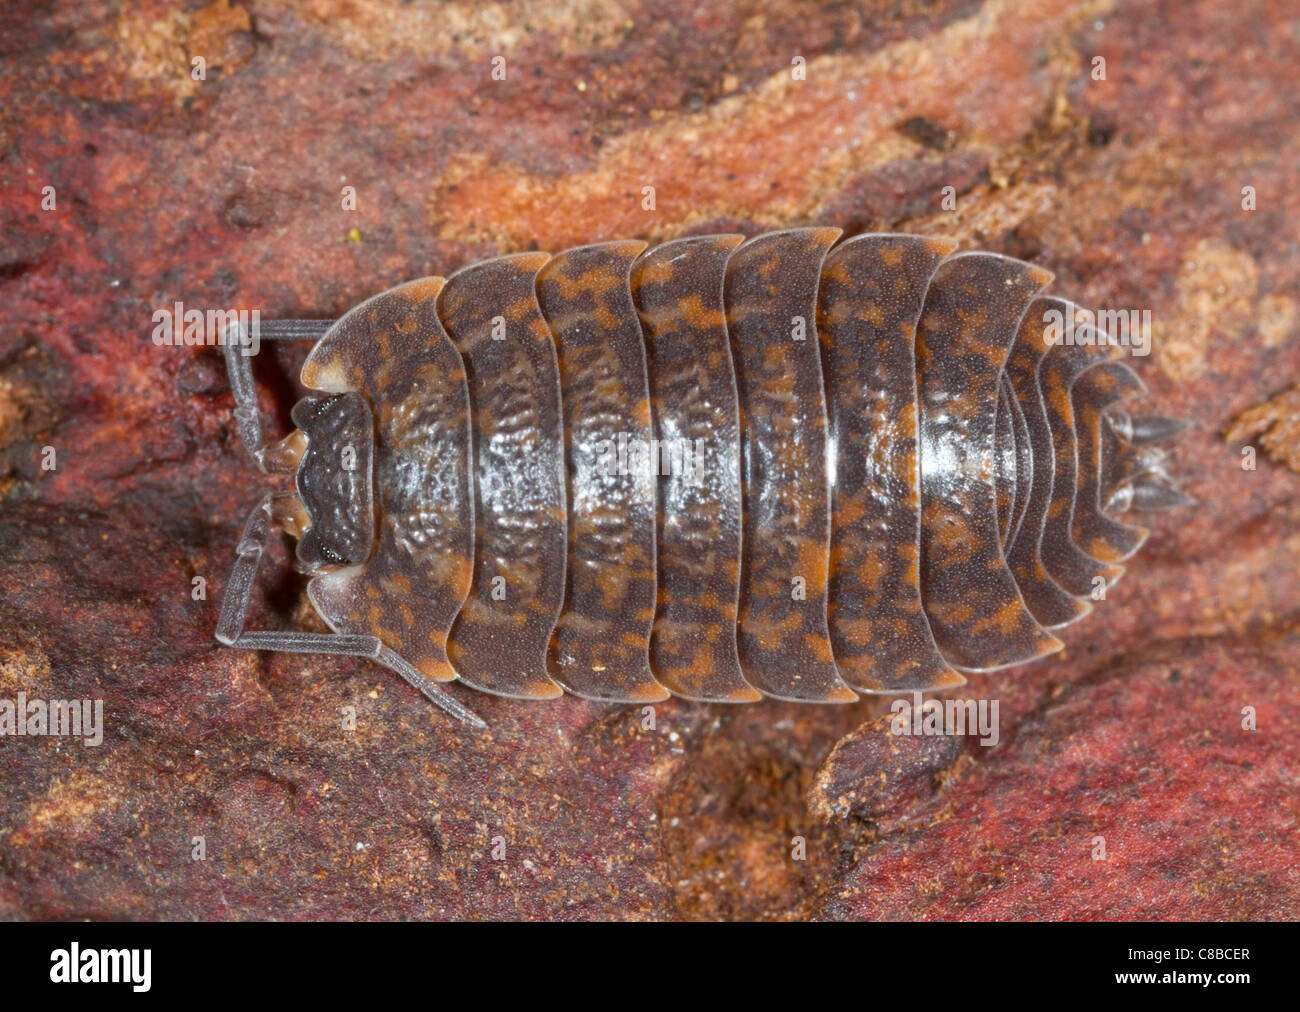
216, 229, 1189, 726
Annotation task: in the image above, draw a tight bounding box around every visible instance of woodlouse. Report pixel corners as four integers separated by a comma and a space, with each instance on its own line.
216, 229, 1189, 726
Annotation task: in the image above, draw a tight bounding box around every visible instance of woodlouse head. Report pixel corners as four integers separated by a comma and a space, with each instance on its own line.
288, 393, 376, 571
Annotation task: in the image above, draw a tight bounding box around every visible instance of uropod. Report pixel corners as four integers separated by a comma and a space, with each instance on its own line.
216, 229, 1189, 727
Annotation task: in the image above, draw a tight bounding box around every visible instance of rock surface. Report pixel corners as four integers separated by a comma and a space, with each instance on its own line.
1, 0, 1297, 919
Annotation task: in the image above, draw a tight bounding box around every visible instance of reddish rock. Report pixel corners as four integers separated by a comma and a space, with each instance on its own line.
807, 707, 966, 831
0, 0, 1297, 920
1226, 384, 1300, 474
815, 643, 1300, 920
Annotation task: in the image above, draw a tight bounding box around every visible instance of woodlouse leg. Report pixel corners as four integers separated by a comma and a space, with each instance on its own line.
215, 495, 484, 727
258, 320, 335, 341
222, 325, 272, 472
222, 319, 333, 471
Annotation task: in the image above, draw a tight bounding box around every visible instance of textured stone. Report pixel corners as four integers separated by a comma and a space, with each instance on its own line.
1, 0, 1297, 920
1225, 385, 1300, 475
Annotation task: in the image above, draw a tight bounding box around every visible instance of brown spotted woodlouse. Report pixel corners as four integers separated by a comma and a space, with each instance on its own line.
216, 229, 1189, 726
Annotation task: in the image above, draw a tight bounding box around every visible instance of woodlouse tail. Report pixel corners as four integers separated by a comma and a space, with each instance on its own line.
1070, 363, 1150, 562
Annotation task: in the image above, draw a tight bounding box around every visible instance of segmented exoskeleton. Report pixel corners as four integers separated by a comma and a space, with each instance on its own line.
216, 229, 1189, 726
